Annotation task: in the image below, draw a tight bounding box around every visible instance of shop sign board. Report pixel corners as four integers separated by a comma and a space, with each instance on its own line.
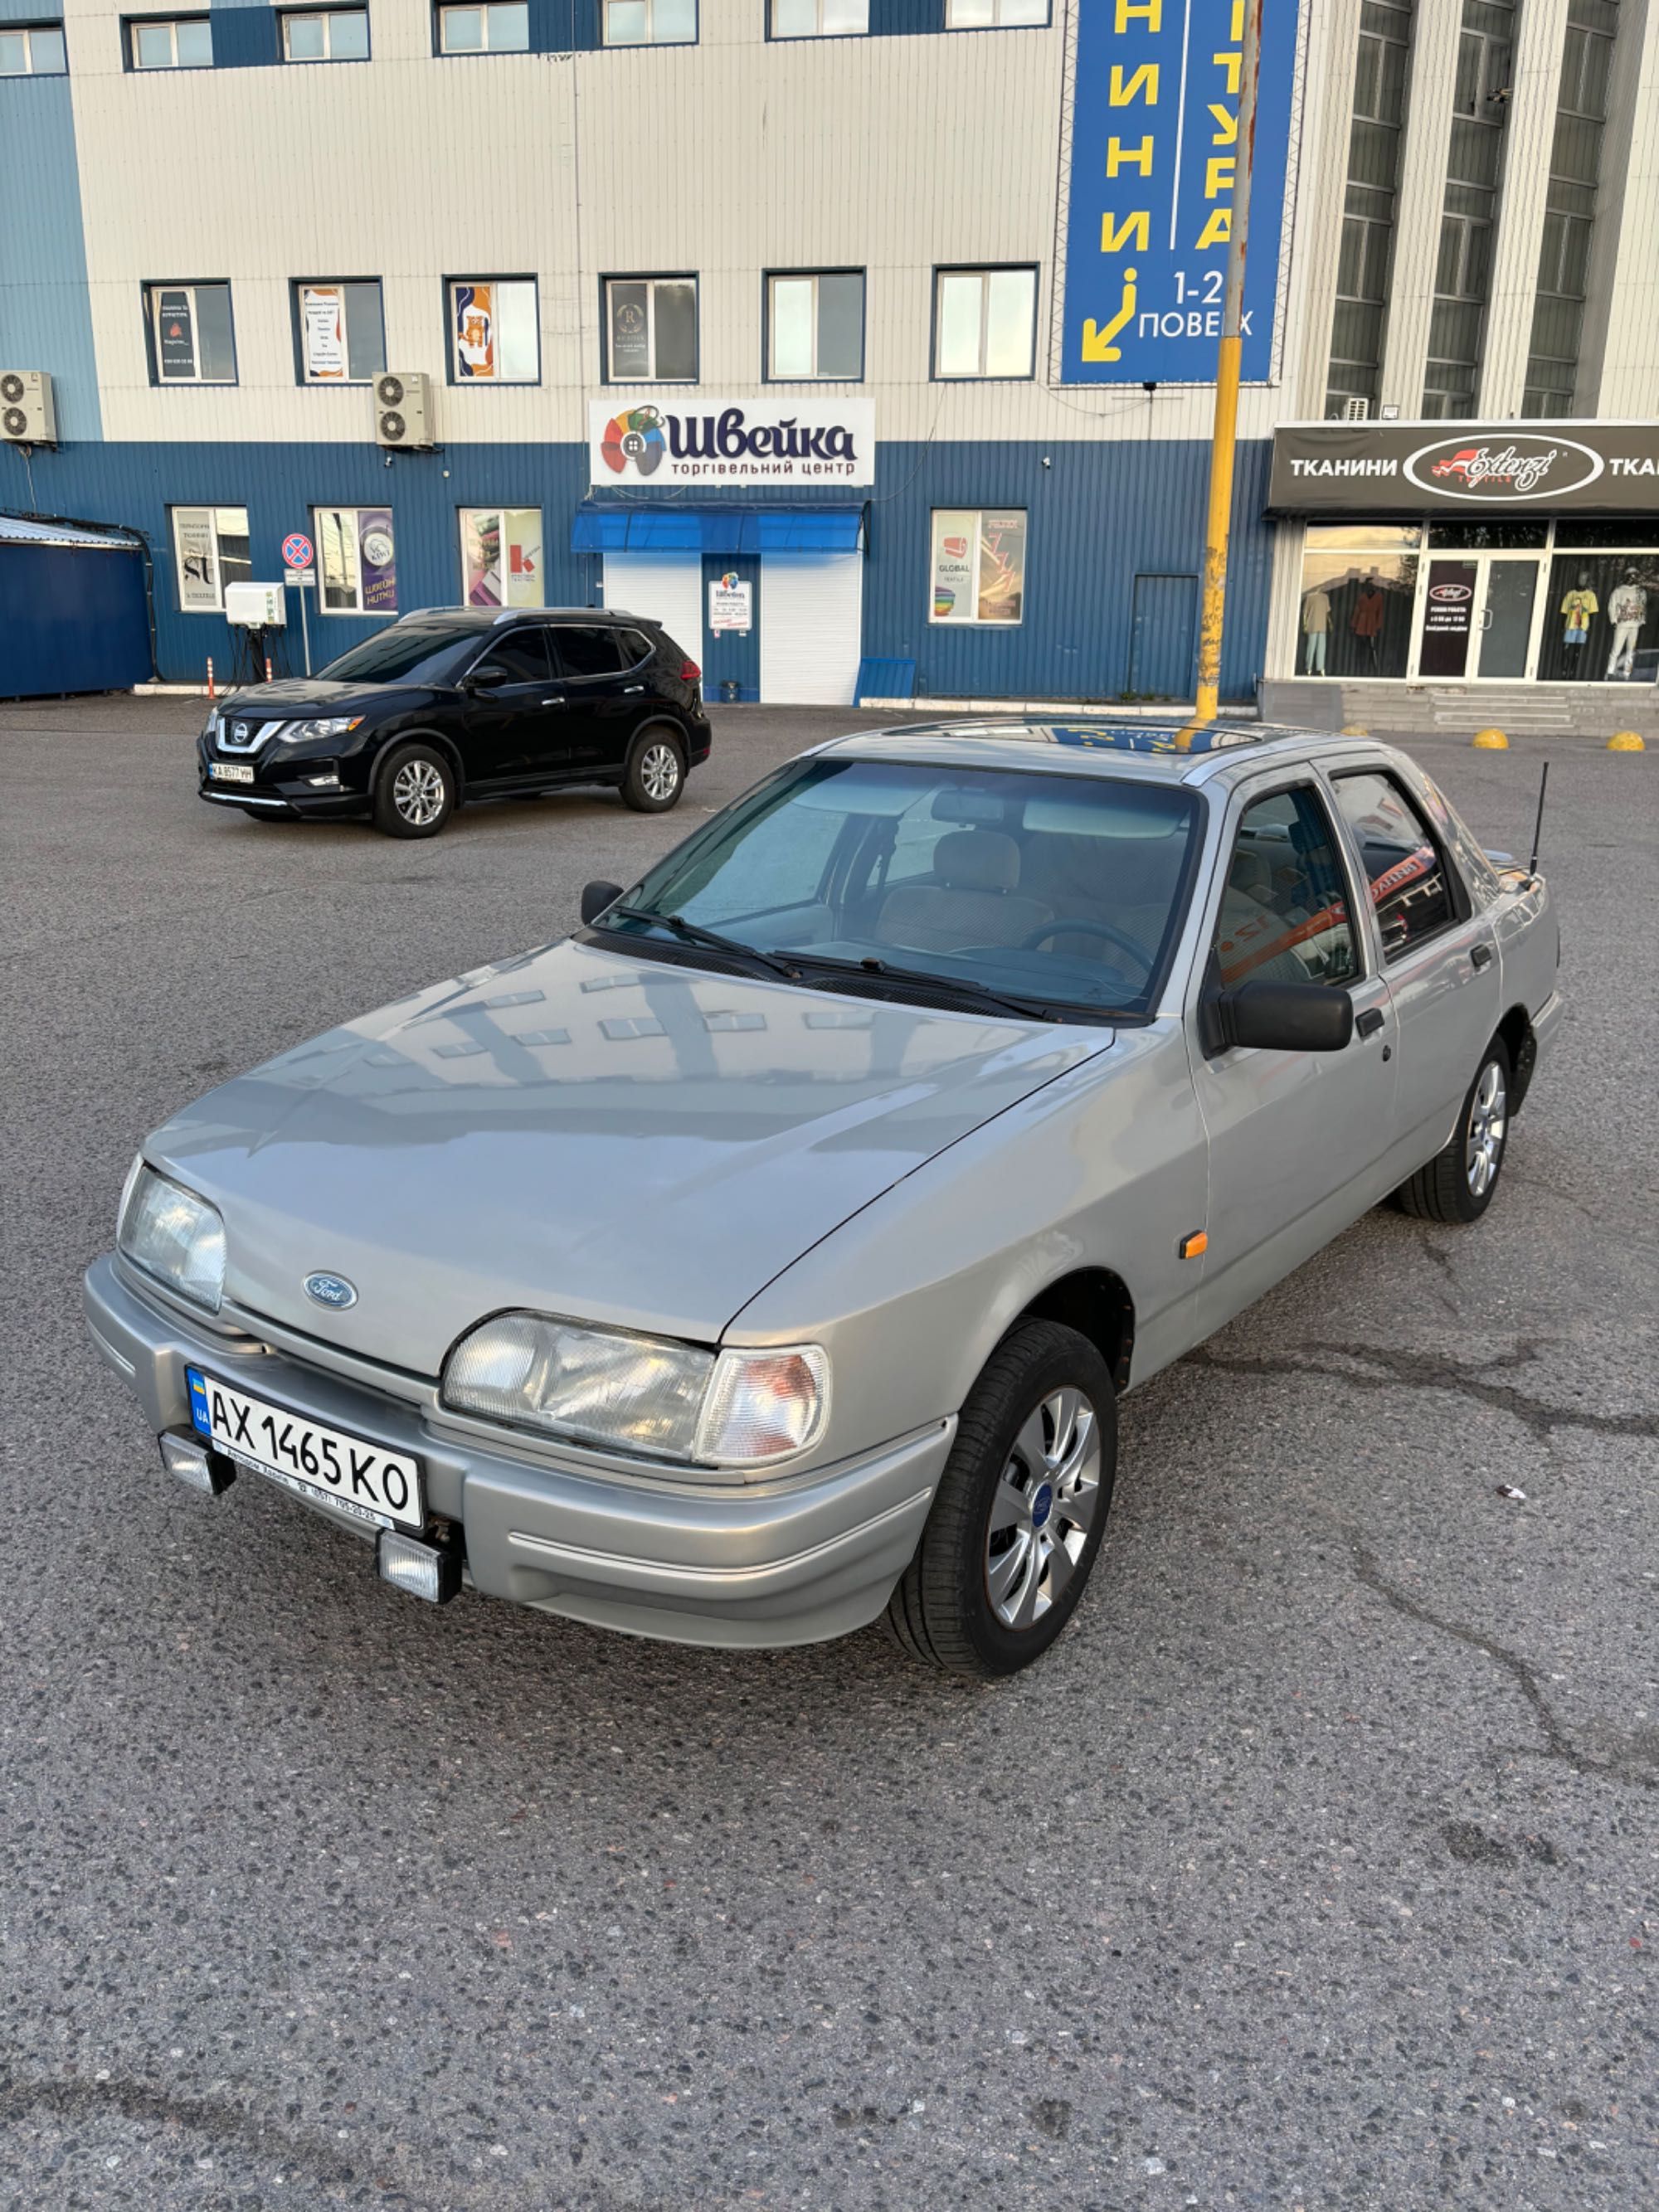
1060, 0, 1300, 385
590, 398, 875, 487
1270, 422, 1659, 513
708, 575, 752, 633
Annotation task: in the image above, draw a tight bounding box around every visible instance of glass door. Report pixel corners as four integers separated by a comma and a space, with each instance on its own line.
1476, 557, 1541, 678
1415, 559, 1479, 678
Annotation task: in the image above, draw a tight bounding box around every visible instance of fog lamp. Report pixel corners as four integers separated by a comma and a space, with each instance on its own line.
377, 1529, 461, 1605
159, 1429, 236, 1496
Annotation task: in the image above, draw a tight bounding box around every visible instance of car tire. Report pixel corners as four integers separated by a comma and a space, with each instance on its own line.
1393, 1036, 1511, 1224
620, 727, 685, 814
373, 742, 455, 839
884, 1319, 1118, 1679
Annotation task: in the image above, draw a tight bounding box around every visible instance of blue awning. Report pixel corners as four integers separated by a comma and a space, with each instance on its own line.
572, 503, 865, 555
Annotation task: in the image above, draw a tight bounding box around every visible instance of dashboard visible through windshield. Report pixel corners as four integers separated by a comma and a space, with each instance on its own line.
597, 756, 1204, 1020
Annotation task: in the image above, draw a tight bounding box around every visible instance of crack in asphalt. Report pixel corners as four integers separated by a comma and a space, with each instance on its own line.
1190, 1336, 1659, 1443
1343, 1538, 1659, 1793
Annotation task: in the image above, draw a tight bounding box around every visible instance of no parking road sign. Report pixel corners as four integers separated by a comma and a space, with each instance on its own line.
281, 532, 314, 571
282, 532, 317, 673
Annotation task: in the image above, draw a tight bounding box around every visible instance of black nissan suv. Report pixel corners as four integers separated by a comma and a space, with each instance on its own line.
197, 607, 711, 838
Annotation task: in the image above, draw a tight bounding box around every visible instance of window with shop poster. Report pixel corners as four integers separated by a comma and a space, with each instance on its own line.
460, 509, 542, 607
930, 509, 1026, 625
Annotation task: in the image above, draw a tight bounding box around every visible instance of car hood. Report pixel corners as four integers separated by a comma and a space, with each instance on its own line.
216, 679, 412, 716
145, 939, 1110, 1374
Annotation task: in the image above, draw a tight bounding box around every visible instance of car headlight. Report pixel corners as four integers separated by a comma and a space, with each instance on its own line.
202, 712, 219, 741
118, 1159, 226, 1312
291, 717, 363, 743
441, 1313, 829, 1469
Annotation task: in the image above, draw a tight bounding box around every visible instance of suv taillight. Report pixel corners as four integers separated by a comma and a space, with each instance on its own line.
679, 659, 701, 683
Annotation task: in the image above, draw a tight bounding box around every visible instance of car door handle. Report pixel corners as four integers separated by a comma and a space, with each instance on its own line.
1355, 1007, 1385, 1038
540, 698, 567, 710
1471, 943, 1493, 970
622, 684, 645, 694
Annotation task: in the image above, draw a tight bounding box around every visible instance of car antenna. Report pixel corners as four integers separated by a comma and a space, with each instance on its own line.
1527, 759, 1550, 881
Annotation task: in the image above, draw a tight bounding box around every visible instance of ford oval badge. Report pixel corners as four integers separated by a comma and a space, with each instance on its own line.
304, 1271, 358, 1310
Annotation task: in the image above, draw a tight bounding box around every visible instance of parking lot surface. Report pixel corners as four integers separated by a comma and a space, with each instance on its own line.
2, 696, 1655, 2210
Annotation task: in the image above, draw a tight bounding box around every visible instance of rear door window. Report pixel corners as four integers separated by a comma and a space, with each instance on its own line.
618, 629, 655, 667
474, 629, 551, 685
552, 626, 625, 679
1331, 771, 1457, 958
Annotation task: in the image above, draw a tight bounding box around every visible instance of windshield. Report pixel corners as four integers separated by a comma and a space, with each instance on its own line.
316, 626, 474, 685
601, 756, 1203, 1019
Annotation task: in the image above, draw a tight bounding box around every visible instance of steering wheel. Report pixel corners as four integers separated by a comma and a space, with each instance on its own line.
1019, 916, 1154, 975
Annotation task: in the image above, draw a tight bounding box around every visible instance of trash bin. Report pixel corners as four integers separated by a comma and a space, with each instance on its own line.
719, 678, 742, 703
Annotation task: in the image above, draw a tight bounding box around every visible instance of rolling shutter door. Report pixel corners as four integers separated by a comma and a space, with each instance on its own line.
602, 554, 703, 665
758, 552, 864, 706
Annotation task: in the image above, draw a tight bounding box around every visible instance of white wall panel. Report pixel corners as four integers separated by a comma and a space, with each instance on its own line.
602, 553, 702, 663
759, 552, 863, 705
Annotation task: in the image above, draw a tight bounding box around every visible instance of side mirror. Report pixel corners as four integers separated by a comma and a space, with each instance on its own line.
1204, 978, 1354, 1056
469, 664, 507, 691
581, 879, 624, 926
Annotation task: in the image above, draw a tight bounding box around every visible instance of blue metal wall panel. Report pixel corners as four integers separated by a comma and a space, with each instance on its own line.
0, 77, 102, 441
701, 552, 760, 702
12, 436, 1273, 700
0, 545, 150, 698
1127, 572, 1198, 698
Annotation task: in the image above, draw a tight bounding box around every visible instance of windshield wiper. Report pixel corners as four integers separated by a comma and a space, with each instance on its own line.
775, 950, 1092, 1025
605, 905, 805, 985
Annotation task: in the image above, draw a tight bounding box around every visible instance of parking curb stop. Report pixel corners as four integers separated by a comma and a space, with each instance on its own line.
1608, 731, 1645, 751
1472, 727, 1509, 750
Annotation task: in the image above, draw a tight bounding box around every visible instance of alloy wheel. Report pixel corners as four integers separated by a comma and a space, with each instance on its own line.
1465, 1059, 1507, 1196
984, 1388, 1102, 1631
640, 743, 680, 803
392, 760, 445, 827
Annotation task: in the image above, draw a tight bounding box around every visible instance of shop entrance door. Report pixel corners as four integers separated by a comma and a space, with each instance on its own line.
1412, 554, 1543, 681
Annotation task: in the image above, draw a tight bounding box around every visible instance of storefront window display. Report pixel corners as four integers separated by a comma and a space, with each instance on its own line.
1297, 524, 1419, 678
1536, 552, 1659, 683
460, 508, 543, 607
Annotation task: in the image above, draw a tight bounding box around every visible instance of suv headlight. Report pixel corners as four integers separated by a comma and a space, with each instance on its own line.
118, 1159, 226, 1312
290, 717, 363, 743
441, 1314, 829, 1469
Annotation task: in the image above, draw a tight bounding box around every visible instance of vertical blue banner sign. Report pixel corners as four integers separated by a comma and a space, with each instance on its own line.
1062, 0, 1299, 384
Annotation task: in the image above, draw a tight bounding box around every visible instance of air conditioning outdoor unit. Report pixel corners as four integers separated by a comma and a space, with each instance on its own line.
1, 369, 57, 445
225, 581, 287, 627
1342, 396, 1371, 421
373, 371, 434, 450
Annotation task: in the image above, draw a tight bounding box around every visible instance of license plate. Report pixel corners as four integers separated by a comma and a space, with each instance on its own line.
185, 1369, 424, 1531
211, 761, 255, 785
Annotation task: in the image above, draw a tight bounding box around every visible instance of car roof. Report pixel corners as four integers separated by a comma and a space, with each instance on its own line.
811, 718, 1377, 785
393, 606, 650, 630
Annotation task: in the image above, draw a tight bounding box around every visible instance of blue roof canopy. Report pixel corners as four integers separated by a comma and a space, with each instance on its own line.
572, 503, 865, 555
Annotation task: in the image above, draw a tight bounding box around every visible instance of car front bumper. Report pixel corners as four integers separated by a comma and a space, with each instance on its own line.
84, 1254, 947, 1649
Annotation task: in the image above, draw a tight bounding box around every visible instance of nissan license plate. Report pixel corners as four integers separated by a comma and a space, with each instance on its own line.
185, 1369, 424, 1530
211, 762, 255, 784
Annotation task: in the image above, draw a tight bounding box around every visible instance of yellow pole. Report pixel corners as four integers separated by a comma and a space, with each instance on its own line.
1186, 0, 1263, 737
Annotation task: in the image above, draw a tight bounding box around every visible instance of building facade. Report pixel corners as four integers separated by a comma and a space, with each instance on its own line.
1, 0, 1654, 702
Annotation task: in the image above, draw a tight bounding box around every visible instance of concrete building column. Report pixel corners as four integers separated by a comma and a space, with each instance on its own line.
1288, 0, 1362, 418
1477, 1, 1570, 416
1578, 0, 1659, 416
1376, 0, 1464, 416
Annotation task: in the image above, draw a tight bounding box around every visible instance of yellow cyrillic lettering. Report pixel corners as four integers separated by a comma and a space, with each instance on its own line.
1194, 207, 1231, 250
1100, 210, 1151, 252
1114, 0, 1160, 27
1204, 155, 1236, 199
1212, 51, 1241, 93
1107, 136, 1155, 177
1109, 62, 1160, 105
1208, 101, 1238, 142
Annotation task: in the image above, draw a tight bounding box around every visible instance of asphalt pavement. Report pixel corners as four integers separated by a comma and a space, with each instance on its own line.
2, 696, 1655, 2211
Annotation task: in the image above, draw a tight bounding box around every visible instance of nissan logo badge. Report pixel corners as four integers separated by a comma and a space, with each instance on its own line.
304, 1271, 358, 1310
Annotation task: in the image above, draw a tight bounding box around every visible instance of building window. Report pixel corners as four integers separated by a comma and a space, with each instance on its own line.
1422, 0, 1515, 418
944, 0, 1046, 22
929, 508, 1027, 625
171, 506, 251, 612
766, 272, 864, 381
460, 508, 543, 606
603, 0, 694, 41
1326, 0, 1413, 416
0, 21, 68, 72
1297, 523, 1421, 679
604, 276, 697, 382
436, 2, 527, 51
1522, 0, 1618, 417
770, 0, 865, 34
294, 280, 385, 383
280, 8, 369, 60
129, 15, 212, 66
449, 280, 538, 382
932, 267, 1037, 380
315, 507, 397, 614
146, 284, 236, 384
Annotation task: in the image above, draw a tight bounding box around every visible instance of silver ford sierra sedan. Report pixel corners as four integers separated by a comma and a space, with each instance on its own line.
85, 719, 1561, 1677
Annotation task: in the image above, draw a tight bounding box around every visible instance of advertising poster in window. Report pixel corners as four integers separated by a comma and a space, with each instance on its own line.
157, 289, 196, 382
608, 283, 651, 381
708, 575, 752, 633
174, 509, 219, 610
358, 508, 397, 611
455, 283, 495, 379
463, 508, 542, 606
931, 511, 1026, 625
301, 284, 348, 382
930, 513, 976, 622
976, 512, 1025, 623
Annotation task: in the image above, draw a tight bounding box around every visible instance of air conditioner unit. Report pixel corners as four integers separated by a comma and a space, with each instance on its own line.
1342, 396, 1371, 421
1, 369, 56, 445
225, 581, 287, 627
373, 371, 434, 450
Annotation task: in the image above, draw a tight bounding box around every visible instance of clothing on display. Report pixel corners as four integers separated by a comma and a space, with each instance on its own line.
1350, 579, 1384, 670
1559, 586, 1598, 634
1607, 577, 1647, 678
1301, 586, 1331, 676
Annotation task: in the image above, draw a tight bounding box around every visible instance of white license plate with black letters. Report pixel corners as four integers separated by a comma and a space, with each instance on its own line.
186, 1369, 424, 1530
211, 762, 255, 784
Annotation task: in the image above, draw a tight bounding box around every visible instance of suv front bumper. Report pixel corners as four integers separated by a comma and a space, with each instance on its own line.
84, 1254, 946, 1649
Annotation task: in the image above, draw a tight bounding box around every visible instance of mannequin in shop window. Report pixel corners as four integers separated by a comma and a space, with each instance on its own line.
1301, 582, 1331, 675
1560, 570, 1598, 678
1607, 568, 1647, 679
1350, 569, 1385, 672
